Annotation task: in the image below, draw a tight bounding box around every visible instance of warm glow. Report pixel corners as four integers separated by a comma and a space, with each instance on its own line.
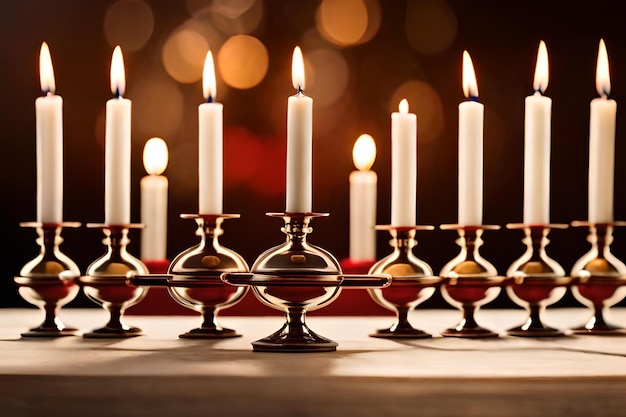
292, 46, 305, 92
399, 98, 409, 114
217, 35, 268, 89
533, 40, 549, 94
317, 0, 368, 46
143, 137, 169, 175
39, 42, 55, 94
202, 50, 216, 100
462, 50, 478, 99
596, 38, 610, 97
110, 45, 126, 97
353, 134, 376, 171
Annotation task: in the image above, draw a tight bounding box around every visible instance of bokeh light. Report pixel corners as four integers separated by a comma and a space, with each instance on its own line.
358, 0, 382, 44
306, 48, 349, 107
103, 0, 154, 52
186, 0, 255, 19
162, 28, 209, 83
217, 35, 269, 89
316, 0, 368, 47
212, 0, 264, 35
405, 0, 457, 55
390, 80, 445, 144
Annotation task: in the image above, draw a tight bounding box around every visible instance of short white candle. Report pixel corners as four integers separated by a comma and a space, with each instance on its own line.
588, 39, 616, 224
35, 42, 63, 224
391, 99, 417, 226
458, 51, 484, 226
286, 46, 313, 213
349, 134, 377, 260
523, 40, 552, 225
104, 46, 131, 225
198, 50, 223, 215
140, 138, 169, 261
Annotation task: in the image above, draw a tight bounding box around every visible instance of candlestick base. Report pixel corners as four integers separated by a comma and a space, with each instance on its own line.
78, 224, 148, 338
570, 221, 626, 335
367, 225, 440, 339
505, 224, 572, 337
14, 222, 81, 337
439, 225, 505, 338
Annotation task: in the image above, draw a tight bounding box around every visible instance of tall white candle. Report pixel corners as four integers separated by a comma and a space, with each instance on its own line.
458, 51, 484, 226
140, 137, 169, 261
104, 46, 131, 225
349, 134, 377, 260
35, 42, 63, 224
391, 99, 417, 226
524, 40, 552, 225
588, 39, 616, 224
198, 50, 223, 214
286, 46, 313, 213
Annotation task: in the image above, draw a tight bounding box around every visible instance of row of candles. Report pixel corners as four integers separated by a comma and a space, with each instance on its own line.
34, 39, 617, 264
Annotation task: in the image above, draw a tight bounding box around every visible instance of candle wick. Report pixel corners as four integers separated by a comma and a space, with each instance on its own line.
43, 89, 52, 97
469, 95, 479, 102
297, 85, 303, 95
114, 87, 122, 99
207, 95, 213, 103
601, 88, 609, 99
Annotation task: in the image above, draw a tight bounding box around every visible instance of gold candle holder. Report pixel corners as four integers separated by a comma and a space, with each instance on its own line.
77, 224, 149, 338
222, 212, 390, 353
439, 225, 505, 338
367, 225, 441, 338
14, 222, 81, 337
129, 214, 249, 338
570, 221, 626, 335
505, 224, 572, 337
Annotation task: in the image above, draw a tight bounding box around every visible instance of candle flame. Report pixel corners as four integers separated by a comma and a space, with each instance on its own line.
353, 134, 376, 171
202, 50, 216, 101
462, 50, 479, 99
110, 45, 126, 97
398, 98, 409, 114
292, 46, 305, 92
533, 40, 549, 94
596, 38, 610, 97
143, 137, 169, 175
39, 42, 56, 94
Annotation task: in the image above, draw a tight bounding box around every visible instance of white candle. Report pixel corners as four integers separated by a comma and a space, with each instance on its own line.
523, 40, 552, 225
391, 99, 417, 226
140, 137, 169, 261
286, 46, 313, 213
104, 46, 131, 225
350, 134, 377, 260
35, 42, 63, 224
198, 50, 223, 215
588, 39, 616, 224
458, 51, 484, 226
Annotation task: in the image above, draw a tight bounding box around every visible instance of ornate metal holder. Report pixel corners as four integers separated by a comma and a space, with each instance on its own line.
505, 224, 572, 337
439, 225, 505, 338
367, 225, 441, 338
222, 212, 390, 353
129, 214, 249, 339
77, 224, 149, 338
570, 221, 626, 335
14, 222, 81, 337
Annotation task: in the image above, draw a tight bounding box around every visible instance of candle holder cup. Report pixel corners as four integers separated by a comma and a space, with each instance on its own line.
367, 225, 440, 338
14, 222, 81, 337
77, 224, 149, 338
222, 212, 390, 352
505, 224, 572, 337
439, 225, 505, 338
128, 214, 249, 338
570, 221, 626, 335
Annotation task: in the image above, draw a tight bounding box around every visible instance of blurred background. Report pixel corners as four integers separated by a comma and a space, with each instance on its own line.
2, 0, 626, 312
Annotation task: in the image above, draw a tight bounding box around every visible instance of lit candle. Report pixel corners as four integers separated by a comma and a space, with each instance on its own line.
198, 50, 223, 214
391, 99, 417, 226
104, 46, 131, 225
140, 137, 169, 261
588, 39, 616, 224
350, 134, 377, 260
458, 51, 484, 226
286, 46, 313, 213
523, 40, 551, 225
35, 41, 63, 224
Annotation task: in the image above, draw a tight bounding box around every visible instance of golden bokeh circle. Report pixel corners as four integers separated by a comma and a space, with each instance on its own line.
161, 29, 209, 84
103, 0, 154, 51
217, 35, 269, 89
316, 0, 368, 46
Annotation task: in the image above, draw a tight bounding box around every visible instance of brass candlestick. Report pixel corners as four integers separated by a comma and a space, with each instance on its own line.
367, 225, 441, 338
129, 214, 249, 338
570, 221, 626, 335
222, 212, 390, 353
505, 224, 572, 337
439, 225, 505, 338
14, 222, 81, 337
77, 224, 149, 338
